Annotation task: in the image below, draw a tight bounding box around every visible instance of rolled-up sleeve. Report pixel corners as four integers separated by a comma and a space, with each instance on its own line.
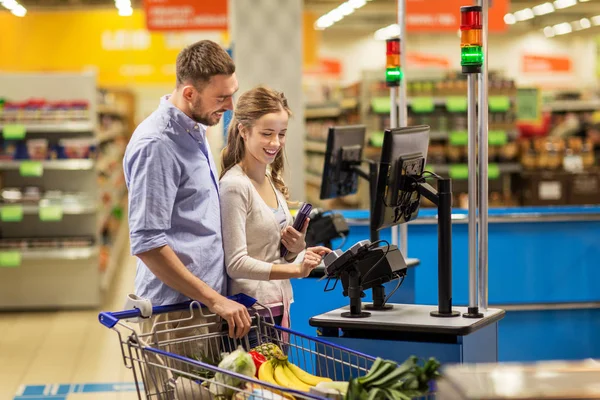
219, 181, 272, 280
124, 138, 180, 255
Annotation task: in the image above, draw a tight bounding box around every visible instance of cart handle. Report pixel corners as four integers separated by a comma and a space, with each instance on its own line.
98, 293, 257, 329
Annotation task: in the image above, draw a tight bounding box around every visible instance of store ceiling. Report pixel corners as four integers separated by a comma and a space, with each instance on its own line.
16, 0, 140, 9
304, 0, 600, 37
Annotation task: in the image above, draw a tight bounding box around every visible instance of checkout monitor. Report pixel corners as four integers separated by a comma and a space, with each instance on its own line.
373, 125, 430, 231
319, 125, 366, 200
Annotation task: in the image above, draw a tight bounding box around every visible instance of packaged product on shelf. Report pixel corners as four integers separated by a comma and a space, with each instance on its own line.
0, 141, 18, 160
26, 138, 49, 160
23, 99, 45, 122
58, 138, 95, 159
499, 142, 519, 162
1, 187, 22, 203
1, 102, 21, 123
70, 100, 90, 120
22, 186, 42, 203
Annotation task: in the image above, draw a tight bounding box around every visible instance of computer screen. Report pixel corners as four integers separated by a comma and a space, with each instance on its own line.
319, 125, 367, 200
372, 125, 430, 231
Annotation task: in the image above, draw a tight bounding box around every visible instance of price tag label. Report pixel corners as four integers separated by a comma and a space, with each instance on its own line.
449, 164, 469, 180
489, 96, 511, 112
369, 131, 385, 147
2, 124, 26, 140
1, 205, 23, 222
371, 97, 390, 114
449, 130, 469, 146
0, 251, 21, 268
563, 155, 584, 172
488, 163, 500, 180
446, 97, 468, 113
19, 161, 43, 177
39, 205, 63, 221
489, 131, 508, 146
411, 97, 435, 113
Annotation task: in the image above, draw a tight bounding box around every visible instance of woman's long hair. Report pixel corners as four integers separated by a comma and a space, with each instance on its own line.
220, 86, 292, 199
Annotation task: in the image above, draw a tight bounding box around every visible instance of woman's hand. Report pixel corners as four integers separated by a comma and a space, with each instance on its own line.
296, 248, 323, 278
281, 218, 309, 255
306, 246, 332, 258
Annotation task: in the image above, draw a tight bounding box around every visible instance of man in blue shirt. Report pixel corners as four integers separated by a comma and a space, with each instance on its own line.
124, 40, 252, 340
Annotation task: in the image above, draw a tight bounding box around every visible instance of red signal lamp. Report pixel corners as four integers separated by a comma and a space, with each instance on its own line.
385, 37, 402, 87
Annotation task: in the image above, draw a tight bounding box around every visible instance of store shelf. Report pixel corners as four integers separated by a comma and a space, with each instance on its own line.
305, 171, 322, 187
97, 104, 127, 118
305, 140, 327, 154
97, 127, 125, 144
0, 159, 95, 171
0, 121, 95, 133
305, 106, 341, 119
0, 201, 97, 216
428, 163, 522, 176
100, 207, 129, 291
546, 99, 600, 112
13, 246, 99, 261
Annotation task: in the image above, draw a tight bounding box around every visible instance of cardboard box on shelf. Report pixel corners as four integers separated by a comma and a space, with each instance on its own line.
518, 171, 570, 206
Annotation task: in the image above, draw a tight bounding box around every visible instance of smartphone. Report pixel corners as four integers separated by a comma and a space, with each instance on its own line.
281, 202, 313, 258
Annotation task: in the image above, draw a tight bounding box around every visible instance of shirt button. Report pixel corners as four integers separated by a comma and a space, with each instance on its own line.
194, 125, 199, 130
186, 129, 190, 133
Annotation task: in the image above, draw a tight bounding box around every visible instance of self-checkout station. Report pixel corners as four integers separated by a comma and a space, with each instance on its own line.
307, 2, 505, 365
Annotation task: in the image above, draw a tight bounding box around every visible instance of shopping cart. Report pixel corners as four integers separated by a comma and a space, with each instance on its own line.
99, 293, 435, 400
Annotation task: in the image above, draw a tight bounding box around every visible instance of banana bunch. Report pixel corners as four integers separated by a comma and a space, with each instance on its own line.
258, 358, 332, 393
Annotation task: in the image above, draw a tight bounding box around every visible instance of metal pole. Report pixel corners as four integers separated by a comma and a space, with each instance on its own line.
477, 0, 489, 311
463, 73, 483, 318
390, 86, 399, 247
398, 0, 408, 256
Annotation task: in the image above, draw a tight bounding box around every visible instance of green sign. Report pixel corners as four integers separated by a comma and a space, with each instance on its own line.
0, 252, 21, 268
489, 163, 500, 180
371, 97, 390, 114
449, 130, 469, 146
489, 130, 508, 146
1, 205, 23, 222
516, 87, 542, 123
445, 97, 468, 113
410, 97, 435, 113
449, 164, 469, 180
489, 96, 511, 112
369, 131, 385, 148
2, 124, 26, 140
19, 161, 43, 177
39, 205, 63, 221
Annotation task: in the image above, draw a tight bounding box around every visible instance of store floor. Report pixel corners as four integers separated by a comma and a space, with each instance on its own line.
1, 255, 140, 400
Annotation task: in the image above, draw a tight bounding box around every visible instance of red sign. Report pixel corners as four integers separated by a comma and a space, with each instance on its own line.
304, 58, 342, 78
406, 53, 451, 69
143, 0, 227, 32
522, 54, 572, 74
405, 0, 508, 33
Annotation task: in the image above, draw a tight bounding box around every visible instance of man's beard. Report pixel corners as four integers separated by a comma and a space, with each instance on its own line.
190, 99, 223, 126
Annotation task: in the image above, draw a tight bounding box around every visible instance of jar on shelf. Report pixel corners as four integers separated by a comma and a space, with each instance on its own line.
70, 100, 90, 121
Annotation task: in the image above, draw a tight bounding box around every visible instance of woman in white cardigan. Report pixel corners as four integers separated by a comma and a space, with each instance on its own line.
219, 87, 330, 344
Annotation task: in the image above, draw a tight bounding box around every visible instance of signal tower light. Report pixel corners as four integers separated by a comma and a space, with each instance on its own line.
460, 6, 483, 74
385, 37, 402, 87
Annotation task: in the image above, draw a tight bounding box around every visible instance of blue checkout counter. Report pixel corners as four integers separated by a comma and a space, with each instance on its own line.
290, 205, 600, 363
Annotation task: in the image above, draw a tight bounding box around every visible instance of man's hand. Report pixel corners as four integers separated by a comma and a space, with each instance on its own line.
281, 218, 309, 255
208, 295, 252, 339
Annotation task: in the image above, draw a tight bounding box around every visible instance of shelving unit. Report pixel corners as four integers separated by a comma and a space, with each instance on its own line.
0, 72, 130, 309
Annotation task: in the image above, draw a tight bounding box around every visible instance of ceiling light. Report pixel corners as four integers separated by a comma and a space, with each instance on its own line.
579, 18, 591, 29
553, 22, 572, 35
315, 16, 334, 30
10, 4, 25, 16
553, 0, 577, 9
327, 9, 344, 22
504, 13, 517, 24
118, 6, 133, 16
592, 16, 600, 26
348, 0, 367, 9
115, 0, 130, 8
374, 24, 400, 41
1, 0, 19, 10
543, 26, 555, 37
579, 0, 590, 2
338, 3, 354, 16
514, 8, 535, 21
533, 2, 555, 16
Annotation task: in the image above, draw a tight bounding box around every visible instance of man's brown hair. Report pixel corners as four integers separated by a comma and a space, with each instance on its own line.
176, 40, 235, 88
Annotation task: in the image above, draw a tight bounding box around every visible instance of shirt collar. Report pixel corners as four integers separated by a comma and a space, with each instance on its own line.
160, 95, 208, 143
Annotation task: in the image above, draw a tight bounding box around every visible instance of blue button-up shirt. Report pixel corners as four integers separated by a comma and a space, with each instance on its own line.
123, 95, 226, 306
